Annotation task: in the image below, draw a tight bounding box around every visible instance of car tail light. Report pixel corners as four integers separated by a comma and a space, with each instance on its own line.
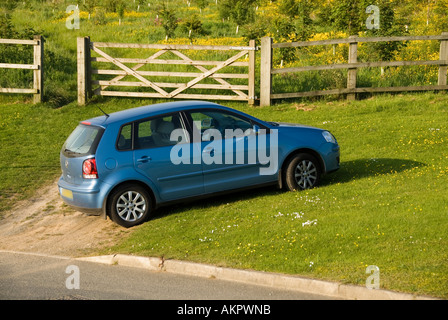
82, 158, 98, 179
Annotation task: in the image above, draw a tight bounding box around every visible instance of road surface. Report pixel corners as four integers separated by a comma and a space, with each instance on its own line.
0, 251, 336, 301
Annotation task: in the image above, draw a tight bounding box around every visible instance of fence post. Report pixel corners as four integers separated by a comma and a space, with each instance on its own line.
260, 37, 272, 107
248, 39, 256, 105
347, 36, 358, 101
77, 36, 91, 105
438, 32, 448, 87
33, 35, 44, 104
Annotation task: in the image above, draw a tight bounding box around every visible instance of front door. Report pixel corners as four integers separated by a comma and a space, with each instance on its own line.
187, 110, 270, 194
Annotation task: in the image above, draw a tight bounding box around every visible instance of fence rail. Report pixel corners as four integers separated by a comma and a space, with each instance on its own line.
3, 34, 447, 107
0, 36, 44, 103
260, 33, 448, 106
78, 37, 256, 105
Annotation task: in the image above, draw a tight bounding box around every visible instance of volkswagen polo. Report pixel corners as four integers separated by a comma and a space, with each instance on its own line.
58, 101, 340, 227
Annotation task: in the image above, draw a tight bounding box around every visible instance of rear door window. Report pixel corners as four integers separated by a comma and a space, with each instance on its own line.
62, 124, 104, 157
135, 114, 188, 149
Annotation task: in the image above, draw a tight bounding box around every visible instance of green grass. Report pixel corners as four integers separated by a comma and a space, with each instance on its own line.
92, 93, 448, 299
1, 93, 447, 298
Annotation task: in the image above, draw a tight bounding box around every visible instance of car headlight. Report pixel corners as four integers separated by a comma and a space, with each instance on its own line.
322, 131, 337, 143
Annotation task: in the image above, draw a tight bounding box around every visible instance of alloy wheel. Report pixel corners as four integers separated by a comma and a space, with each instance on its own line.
116, 191, 147, 222
294, 160, 318, 189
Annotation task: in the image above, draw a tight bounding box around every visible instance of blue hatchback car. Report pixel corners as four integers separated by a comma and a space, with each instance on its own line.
58, 101, 340, 227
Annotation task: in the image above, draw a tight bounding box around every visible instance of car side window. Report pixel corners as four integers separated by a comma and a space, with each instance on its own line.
117, 124, 132, 151
189, 111, 254, 140
135, 114, 187, 149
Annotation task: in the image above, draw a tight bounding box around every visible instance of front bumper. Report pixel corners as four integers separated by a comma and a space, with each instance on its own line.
323, 143, 340, 174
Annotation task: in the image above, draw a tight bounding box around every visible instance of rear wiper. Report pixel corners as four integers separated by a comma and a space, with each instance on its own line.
64, 149, 81, 155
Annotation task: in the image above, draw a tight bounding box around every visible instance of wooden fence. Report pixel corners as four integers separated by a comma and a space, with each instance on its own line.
260, 33, 448, 106
0, 35, 44, 104
3, 34, 446, 107
78, 37, 257, 105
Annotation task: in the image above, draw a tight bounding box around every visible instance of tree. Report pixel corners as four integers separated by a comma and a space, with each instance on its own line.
156, 4, 179, 40
270, 0, 316, 63
364, 0, 408, 62
195, 0, 210, 13
104, 0, 121, 13
218, 0, 258, 26
83, 0, 96, 18
0, 12, 14, 39
182, 14, 206, 43
434, 0, 448, 32
329, 0, 369, 35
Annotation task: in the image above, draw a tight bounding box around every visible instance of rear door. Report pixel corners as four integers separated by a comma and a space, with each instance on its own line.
131, 112, 204, 201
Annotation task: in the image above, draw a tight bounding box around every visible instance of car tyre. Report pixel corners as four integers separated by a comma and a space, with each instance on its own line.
109, 184, 152, 228
284, 153, 321, 191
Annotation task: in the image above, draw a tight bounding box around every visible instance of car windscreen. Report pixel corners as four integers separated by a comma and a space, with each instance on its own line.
62, 124, 104, 157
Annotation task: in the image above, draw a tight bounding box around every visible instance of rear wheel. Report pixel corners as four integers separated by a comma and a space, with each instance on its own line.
109, 184, 152, 228
284, 153, 321, 191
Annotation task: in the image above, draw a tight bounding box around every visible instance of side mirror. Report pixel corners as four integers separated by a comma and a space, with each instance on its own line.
252, 124, 261, 135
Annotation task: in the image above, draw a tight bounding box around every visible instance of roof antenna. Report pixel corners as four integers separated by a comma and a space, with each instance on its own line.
98, 106, 109, 118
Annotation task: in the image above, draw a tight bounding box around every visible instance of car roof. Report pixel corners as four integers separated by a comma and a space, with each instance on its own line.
85, 101, 239, 127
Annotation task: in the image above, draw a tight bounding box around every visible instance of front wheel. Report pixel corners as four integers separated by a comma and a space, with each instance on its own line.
284, 153, 322, 191
109, 184, 152, 228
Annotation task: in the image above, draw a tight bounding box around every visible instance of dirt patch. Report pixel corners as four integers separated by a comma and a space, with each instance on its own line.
0, 178, 130, 257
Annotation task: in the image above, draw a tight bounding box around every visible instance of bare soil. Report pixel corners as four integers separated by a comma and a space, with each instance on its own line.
0, 178, 130, 257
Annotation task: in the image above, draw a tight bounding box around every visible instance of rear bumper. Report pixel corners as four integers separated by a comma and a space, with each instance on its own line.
58, 176, 104, 216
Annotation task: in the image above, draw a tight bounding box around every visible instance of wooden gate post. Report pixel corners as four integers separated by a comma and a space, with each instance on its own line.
438, 32, 448, 86
77, 36, 91, 105
248, 39, 256, 105
260, 37, 273, 107
33, 35, 44, 104
347, 36, 358, 101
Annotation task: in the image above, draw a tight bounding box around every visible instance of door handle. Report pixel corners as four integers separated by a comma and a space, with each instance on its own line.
203, 147, 214, 156
137, 156, 151, 163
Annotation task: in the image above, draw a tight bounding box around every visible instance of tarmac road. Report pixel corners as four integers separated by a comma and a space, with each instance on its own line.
0, 251, 334, 301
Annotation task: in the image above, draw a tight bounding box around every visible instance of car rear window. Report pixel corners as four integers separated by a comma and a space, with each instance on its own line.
62, 124, 104, 157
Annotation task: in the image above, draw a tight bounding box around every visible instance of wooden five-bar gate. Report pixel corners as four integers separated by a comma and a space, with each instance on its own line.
77, 37, 256, 105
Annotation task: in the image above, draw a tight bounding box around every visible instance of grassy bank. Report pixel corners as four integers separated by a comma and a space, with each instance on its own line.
4, 93, 445, 297
101, 93, 447, 298
1, 93, 447, 298
99, 93, 447, 298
